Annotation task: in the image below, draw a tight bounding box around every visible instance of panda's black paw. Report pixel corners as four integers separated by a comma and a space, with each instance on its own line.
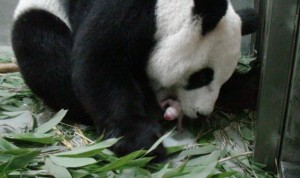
109, 121, 167, 162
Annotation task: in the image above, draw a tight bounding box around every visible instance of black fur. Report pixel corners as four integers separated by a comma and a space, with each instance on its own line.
185, 68, 214, 90
12, 1, 166, 160
236, 8, 259, 35
193, 0, 228, 35
70, 0, 166, 159
11, 9, 90, 123
217, 65, 260, 111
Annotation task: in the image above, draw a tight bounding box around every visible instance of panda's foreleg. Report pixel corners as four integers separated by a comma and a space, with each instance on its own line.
11, 10, 87, 121
72, 48, 166, 160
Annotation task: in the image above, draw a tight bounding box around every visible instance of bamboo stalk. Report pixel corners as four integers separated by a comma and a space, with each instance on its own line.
0, 63, 19, 73
218, 151, 253, 163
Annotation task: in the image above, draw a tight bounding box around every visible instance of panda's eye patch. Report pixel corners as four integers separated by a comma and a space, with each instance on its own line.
185, 68, 214, 90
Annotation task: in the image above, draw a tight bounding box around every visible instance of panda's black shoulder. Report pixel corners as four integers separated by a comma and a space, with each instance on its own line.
69, 1, 95, 32
70, 0, 158, 70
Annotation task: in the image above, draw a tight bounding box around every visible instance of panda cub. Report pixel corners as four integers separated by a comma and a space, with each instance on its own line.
12, 0, 258, 160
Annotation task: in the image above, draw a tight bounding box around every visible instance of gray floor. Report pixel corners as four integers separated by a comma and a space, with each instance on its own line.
0, 0, 18, 46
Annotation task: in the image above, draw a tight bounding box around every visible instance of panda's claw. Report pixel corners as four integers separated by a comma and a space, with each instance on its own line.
108, 120, 167, 162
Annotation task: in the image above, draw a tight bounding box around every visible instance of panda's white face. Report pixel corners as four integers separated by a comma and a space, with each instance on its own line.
148, 0, 243, 118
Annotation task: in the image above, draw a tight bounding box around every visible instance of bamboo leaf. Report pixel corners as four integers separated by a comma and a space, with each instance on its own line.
0, 148, 36, 156
187, 150, 220, 167
184, 162, 218, 178
54, 138, 119, 157
50, 156, 97, 168
117, 168, 151, 178
0, 149, 40, 175
4, 133, 62, 144
35, 110, 67, 134
122, 157, 153, 168
166, 145, 185, 155
0, 155, 13, 164
44, 158, 72, 178
70, 170, 90, 178
94, 150, 146, 173
208, 171, 237, 178
163, 162, 188, 178
146, 129, 174, 155
0, 138, 18, 150
152, 163, 169, 178
178, 144, 217, 158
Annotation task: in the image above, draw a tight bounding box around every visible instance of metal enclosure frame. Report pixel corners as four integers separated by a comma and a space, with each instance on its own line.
280, 10, 300, 177
254, 0, 300, 176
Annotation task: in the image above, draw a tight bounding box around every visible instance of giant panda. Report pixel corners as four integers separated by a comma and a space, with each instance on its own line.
11, 0, 258, 160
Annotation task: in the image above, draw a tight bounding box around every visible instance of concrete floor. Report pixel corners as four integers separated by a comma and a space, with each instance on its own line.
0, 0, 18, 46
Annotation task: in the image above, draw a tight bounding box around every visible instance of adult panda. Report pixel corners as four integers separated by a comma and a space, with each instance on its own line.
12, 0, 258, 160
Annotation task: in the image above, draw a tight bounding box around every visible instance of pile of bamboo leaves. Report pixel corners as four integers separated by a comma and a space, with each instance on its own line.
0, 55, 277, 178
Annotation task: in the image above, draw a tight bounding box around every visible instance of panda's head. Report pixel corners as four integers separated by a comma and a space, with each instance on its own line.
148, 0, 258, 118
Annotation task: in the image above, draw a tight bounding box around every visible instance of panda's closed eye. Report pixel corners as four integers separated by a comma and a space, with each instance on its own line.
185, 68, 214, 90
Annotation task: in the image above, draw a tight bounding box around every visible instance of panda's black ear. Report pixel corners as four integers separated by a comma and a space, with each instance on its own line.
193, 0, 228, 35
236, 9, 259, 36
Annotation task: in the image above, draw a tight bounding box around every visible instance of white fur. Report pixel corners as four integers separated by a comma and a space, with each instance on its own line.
14, 0, 71, 29
148, 0, 242, 117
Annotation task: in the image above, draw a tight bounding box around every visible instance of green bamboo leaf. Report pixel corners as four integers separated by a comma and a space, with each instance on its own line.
241, 127, 254, 141
0, 138, 18, 150
146, 129, 174, 155
0, 149, 40, 175
163, 162, 188, 178
54, 138, 119, 157
41, 146, 66, 154
44, 158, 72, 178
35, 110, 67, 134
184, 162, 218, 178
118, 168, 151, 178
94, 150, 146, 173
166, 145, 185, 155
229, 150, 251, 168
70, 169, 90, 178
152, 163, 169, 178
178, 144, 217, 158
0, 148, 36, 156
7, 170, 49, 177
122, 157, 153, 168
0, 90, 14, 97
0, 155, 13, 164
4, 133, 62, 144
2, 111, 26, 117
187, 150, 220, 167
50, 156, 97, 168
208, 171, 237, 178
0, 111, 33, 133
0, 159, 11, 177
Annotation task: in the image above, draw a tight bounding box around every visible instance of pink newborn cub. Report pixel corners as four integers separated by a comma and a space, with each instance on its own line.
160, 99, 183, 132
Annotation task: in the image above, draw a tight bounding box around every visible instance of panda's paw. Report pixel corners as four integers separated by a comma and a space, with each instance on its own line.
110, 121, 167, 162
